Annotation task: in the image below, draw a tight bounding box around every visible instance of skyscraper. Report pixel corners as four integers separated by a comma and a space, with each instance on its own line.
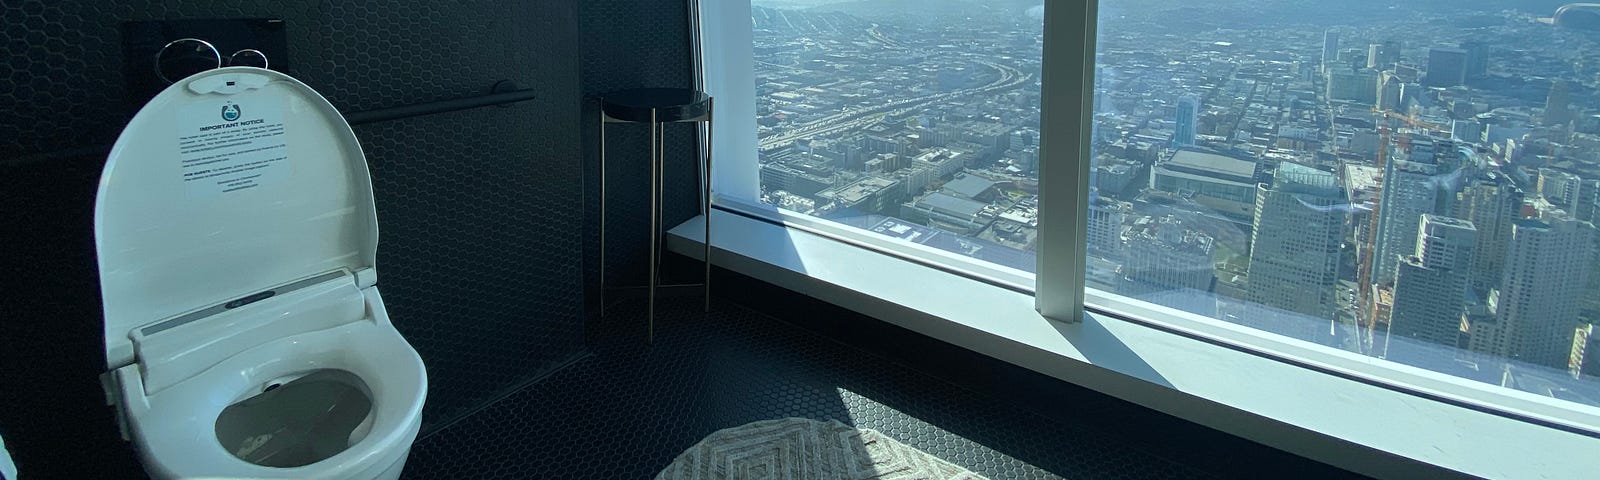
1327, 67, 1378, 104
1372, 138, 1455, 287
1452, 173, 1524, 293
1545, 79, 1573, 125
1387, 215, 1477, 367
1500, 215, 1597, 369
1247, 163, 1346, 319
1173, 94, 1199, 147
1398, 82, 1425, 112
1377, 70, 1404, 112
1538, 168, 1583, 213
1367, 40, 1401, 69
1461, 41, 1490, 79
1463, 292, 1508, 367
1323, 29, 1340, 72
1580, 179, 1600, 223
1450, 119, 1483, 144
1426, 47, 1467, 88
1088, 196, 1130, 257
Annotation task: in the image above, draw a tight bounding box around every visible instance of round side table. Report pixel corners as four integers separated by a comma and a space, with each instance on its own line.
599, 88, 714, 342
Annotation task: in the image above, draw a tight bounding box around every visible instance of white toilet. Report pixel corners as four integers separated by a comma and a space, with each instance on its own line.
94, 66, 428, 479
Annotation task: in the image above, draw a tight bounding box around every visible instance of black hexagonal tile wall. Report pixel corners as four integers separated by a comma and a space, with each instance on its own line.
579, 0, 702, 325
3, 2, 587, 477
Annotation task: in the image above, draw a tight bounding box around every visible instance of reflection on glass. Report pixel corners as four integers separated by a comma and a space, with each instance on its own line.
752, 1, 1044, 272
1087, 0, 1600, 410
750, 0, 1600, 415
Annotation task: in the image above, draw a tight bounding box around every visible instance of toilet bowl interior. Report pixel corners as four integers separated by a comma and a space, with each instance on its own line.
105, 288, 428, 479
214, 369, 375, 468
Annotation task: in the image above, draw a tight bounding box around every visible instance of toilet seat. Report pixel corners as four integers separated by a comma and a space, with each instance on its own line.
94, 67, 426, 479
109, 289, 425, 479
95, 66, 379, 371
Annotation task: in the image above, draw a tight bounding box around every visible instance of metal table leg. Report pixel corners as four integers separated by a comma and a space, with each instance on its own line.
597, 90, 714, 344
598, 98, 608, 320
703, 98, 714, 313
648, 108, 661, 344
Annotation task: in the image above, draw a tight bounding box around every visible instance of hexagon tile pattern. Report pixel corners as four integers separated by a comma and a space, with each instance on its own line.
354, 100, 586, 433
579, 0, 702, 318
403, 298, 1368, 480
2, 1, 586, 476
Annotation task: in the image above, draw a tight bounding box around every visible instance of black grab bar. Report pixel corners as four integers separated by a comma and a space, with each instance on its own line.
2, 87, 538, 169
344, 88, 538, 126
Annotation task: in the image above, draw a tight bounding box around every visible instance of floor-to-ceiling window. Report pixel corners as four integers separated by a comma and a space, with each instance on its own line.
699, 2, 1600, 474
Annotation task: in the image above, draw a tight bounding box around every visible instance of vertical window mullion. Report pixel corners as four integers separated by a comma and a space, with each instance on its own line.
697, 0, 760, 204
1036, 0, 1100, 323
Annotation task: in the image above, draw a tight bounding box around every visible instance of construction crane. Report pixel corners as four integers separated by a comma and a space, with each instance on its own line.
1355, 111, 1415, 349
1376, 108, 1449, 133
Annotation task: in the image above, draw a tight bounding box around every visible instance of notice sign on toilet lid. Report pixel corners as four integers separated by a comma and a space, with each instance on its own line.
177, 97, 289, 197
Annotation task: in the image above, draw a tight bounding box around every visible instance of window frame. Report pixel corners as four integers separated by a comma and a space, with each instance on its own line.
691, 0, 1600, 464
1035, 0, 1097, 324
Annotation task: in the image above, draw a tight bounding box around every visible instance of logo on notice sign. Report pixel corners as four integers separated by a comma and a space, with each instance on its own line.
221, 104, 242, 122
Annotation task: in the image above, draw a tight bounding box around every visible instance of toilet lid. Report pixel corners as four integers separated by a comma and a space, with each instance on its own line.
95, 67, 377, 369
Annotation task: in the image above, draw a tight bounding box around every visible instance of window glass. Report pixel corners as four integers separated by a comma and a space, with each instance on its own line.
1088, 0, 1600, 407
751, 1, 1044, 273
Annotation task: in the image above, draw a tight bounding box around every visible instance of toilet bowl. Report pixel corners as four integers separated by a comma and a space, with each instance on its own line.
94, 67, 427, 479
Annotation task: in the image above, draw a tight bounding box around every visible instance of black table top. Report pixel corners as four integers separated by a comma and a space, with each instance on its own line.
601, 88, 711, 123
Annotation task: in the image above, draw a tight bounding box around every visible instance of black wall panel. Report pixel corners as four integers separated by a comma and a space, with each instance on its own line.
1, 1, 587, 477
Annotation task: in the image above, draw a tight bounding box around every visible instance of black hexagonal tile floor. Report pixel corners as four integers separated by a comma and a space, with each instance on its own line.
403, 297, 1367, 479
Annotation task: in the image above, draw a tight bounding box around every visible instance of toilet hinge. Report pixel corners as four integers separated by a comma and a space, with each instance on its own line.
354, 267, 377, 289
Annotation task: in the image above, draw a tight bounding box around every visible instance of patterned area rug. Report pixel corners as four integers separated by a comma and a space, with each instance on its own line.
656, 418, 988, 480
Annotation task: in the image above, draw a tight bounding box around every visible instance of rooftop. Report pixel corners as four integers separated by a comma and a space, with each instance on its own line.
941, 174, 999, 199
1276, 161, 1341, 193
916, 192, 988, 219
1162, 149, 1258, 182
822, 176, 900, 204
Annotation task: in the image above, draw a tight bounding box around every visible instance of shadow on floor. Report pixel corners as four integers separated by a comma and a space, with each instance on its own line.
405, 297, 1365, 479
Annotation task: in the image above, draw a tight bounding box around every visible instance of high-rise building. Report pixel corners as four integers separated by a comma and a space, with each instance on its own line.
1367, 40, 1401, 69
1452, 173, 1525, 293
1373, 138, 1456, 286
1538, 168, 1583, 213
1579, 179, 1600, 223
1450, 119, 1483, 144
1377, 71, 1404, 112
1323, 29, 1340, 72
1088, 196, 1131, 257
1387, 215, 1477, 368
1499, 215, 1597, 369
1173, 94, 1200, 147
1545, 79, 1573, 125
1452, 119, 1484, 144
1247, 163, 1346, 319
1398, 82, 1425, 113
1461, 41, 1490, 79
1463, 293, 1508, 367
1426, 47, 1467, 88
1327, 68, 1378, 104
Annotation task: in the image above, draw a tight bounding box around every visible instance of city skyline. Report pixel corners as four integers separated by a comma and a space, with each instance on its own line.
749, 1, 1600, 407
